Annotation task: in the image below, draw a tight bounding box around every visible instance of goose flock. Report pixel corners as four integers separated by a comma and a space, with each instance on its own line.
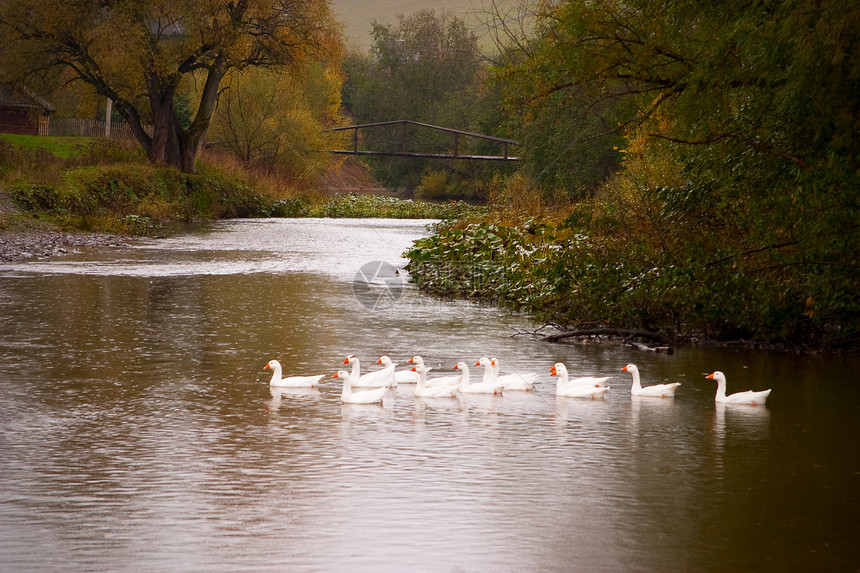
263, 356, 772, 407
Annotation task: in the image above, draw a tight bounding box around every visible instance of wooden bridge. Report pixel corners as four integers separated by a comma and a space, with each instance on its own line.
327, 120, 519, 161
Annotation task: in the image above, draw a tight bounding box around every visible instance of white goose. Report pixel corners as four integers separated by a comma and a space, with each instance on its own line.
378, 355, 420, 384
408, 356, 461, 387
263, 360, 324, 388
475, 357, 507, 392
551, 362, 610, 389
454, 361, 502, 394
333, 370, 387, 404
550, 363, 610, 399
474, 357, 507, 392
489, 357, 537, 391
706, 371, 771, 406
411, 364, 459, 398
343, 354, 396, 388
621, 364, 681, 398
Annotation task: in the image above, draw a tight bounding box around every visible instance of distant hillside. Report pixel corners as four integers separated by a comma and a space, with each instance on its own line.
330, 0, 521, 52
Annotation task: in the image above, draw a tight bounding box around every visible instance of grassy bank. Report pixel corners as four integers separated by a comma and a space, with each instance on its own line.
404, 178, 860, 352
0, 135, 482, 235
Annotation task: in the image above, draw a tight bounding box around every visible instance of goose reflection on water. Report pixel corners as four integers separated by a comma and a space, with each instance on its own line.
712, 401, 772, 452
265, 386, 321, 415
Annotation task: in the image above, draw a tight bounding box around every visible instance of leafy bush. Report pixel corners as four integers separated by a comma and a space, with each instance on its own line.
120, 214, 163, 235
310, 192, 484, 219
404, 205, 860, 350
8, 183, 62, 212
271, 198, 309, 217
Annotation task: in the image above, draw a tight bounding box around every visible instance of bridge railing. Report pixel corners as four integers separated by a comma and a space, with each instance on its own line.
327, 120, 519, 161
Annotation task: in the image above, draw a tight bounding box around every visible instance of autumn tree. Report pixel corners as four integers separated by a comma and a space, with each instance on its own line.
209, 61, 345, 179
341, 10, 504, 193
0, 0, 341, 173
492, 0, 860, 344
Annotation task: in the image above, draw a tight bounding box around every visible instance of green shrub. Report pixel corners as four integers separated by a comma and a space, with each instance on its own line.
271, 198, 309, 217
8, 183, 62, 212
311, 192, 484, 219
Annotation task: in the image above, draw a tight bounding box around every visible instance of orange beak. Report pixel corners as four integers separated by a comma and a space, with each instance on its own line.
474, 361, 480, 366
549, 366, 556, 375
706, 372, 715, 379
331, 372, 339, 378
264, 364, 270, 370
621, 366, 628, 372
410, 366, 417, 372
408, 357, 415, 364
453, 364, 459, 370
343, 357, 349, 364
376, 358, 382, 364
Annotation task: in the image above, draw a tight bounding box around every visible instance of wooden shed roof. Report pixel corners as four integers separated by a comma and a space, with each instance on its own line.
0, 84, 55, 114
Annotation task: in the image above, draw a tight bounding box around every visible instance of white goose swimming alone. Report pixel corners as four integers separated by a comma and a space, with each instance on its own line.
621, 364, 681, 398
263, 360, 324, 388
343, 354, 396, 388
410, 364, 459, 398
378, 355, 419, 384
454, 361, 502, 394
550, 362, 610, 389
489, 357, 537, 391
332, 370, 387, 405
706, 371, 771, 406
550, 363, 610, 399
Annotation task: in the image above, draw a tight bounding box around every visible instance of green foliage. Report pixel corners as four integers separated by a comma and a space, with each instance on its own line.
8, 183, 62, 212
415, 169, 487, 202
271, 198, 310, 218
331, 0, 522, 52
311, 193, 484, 219
1, 135, 480, 235
209, 62, 346, 180
405, 219, 562, 306
405, 208, 859, 349
403, 0, 857, 350
5, 160, 275, 234
0, 134, 88, 159
0, 0, 342, 172
120, 214, 163, 235
341, 10, 511, 193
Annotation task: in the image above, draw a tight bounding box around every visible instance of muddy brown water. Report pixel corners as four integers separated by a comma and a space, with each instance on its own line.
1, 218, 858, 572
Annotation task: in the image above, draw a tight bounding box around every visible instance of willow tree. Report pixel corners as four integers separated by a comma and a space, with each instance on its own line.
0, 0, 341, 173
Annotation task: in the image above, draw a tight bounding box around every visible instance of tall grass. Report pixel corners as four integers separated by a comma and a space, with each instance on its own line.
1, 135, 483, 235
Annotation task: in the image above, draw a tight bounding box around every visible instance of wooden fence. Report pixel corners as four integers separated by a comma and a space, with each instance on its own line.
47, 117, 144, 140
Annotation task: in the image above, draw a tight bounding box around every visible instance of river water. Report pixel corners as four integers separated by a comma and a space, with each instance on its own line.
0, 218, 857, 572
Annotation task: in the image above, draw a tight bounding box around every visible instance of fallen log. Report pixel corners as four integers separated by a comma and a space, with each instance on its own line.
630, 342, 673, 354
543, 328, 664, 343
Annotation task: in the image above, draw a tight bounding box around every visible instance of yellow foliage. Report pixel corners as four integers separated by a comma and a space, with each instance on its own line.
208, 58, 347, 181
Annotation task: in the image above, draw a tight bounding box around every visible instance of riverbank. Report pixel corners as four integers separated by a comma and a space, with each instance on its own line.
0, 181, 124, 261
404, 217, 860, 353
0, 228, 125, 262
0, 136, 482, 239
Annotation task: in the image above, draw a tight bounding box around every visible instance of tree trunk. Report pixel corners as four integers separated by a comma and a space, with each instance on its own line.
148, 78, 181, 169
140, 56, 226, 174
146, 73, 201, 173
179, 132, 200, 173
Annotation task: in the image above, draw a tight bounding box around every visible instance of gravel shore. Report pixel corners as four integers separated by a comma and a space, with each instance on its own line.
0, 190, 127, 262
0, 229, 126, 262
